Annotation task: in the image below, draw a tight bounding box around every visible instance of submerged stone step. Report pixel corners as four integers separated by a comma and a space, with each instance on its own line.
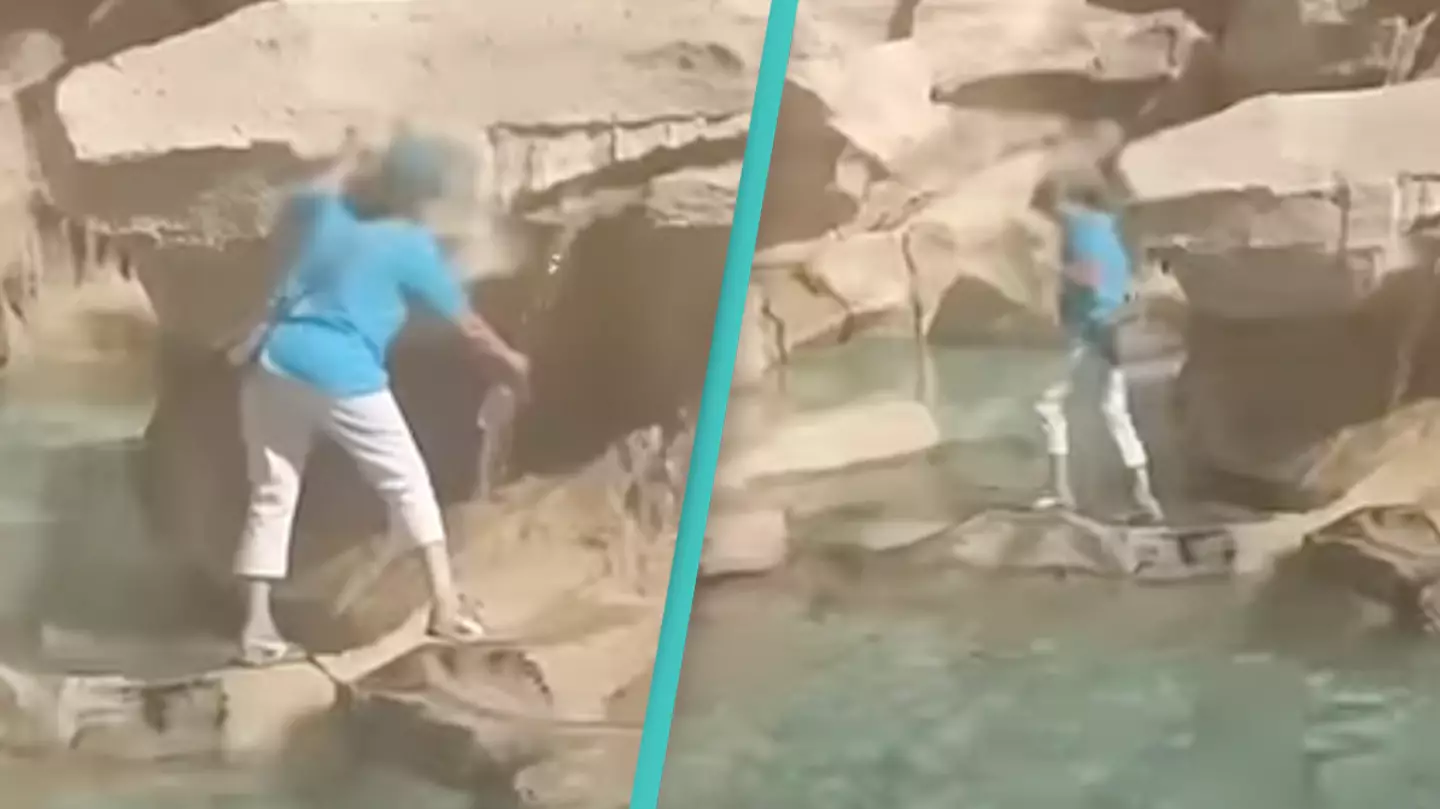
0, 657, 336, 763
949, 508, 1239, 582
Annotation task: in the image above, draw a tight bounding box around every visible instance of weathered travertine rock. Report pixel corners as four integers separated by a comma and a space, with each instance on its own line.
1121, 79, 1440, 320
642, 162, 742, 229
760, 4, 1214, 251
787, 39, 948, 176
42, 0, 766, 237
717, 397, 940, 491
1219, 0, 1436, 100
907, 151, 1059, 344
1260, 501, 1440, 638
348, 645, 555, 792
749, 7, 1215, 369
1173, 298, 1440, 504
949, 508, 1238, 582
700, 508, 789, 579
0, 661, 336, 762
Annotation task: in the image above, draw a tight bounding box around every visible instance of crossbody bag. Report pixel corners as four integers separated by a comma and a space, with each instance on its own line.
224, 200, 359, 367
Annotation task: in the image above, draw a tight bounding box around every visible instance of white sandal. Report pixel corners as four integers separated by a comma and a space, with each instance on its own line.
234, 637, 309, 668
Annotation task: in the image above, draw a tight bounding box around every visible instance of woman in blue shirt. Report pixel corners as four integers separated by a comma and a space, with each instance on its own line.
231, 130, 529, 666
1030, 168, 1163, 523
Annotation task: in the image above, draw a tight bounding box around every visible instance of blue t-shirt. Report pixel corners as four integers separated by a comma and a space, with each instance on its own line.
258, 191, 469, 399
1057, 207, 1131, 332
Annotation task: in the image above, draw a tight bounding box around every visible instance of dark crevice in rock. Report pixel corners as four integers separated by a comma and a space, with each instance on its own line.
0, 0, 268, 75
886, 0, 922, 40
1179, 263, 1440, 510
755, 87, 857, 250
935, 70, 1181, 128
510, 209, 725, 476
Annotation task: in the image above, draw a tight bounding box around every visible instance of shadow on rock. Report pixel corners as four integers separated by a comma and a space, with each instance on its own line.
1240, 503, 1440, 670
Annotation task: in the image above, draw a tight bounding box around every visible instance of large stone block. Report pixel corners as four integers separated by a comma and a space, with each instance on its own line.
1219, 0, 1436, 100
1121, 79, 1440, 319
39, 0, 767, 238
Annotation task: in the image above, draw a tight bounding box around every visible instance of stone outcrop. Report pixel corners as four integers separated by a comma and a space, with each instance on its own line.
717, 396, 941, 493
747, 2, 1217, 382
1218, 0, 1438, 101
699, 508, 789, 579
948, 508, 1239, 582
1256, 500, 1440, 638
0, 659, 336, 763
1121, 79, 1440, 320
21, 0, 764, 360
1118, 79, 1440, 504
44, 0, 765, 227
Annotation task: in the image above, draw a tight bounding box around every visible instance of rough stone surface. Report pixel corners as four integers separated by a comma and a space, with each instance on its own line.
1260, 501, 1440, 638
0, 661, 336, 763
347, 645, 556, 793
717, 397, 941, 491
1120, 79, 1440, 320
643, 162, 742, 229
907, 151, 1059, 344
1174, 303, 1440, 504
44, 0, 766, 234
699, 508, 789, 579
1219, 0, 1436, 101
273, 428, 685, 647
948, 508, 1239, 582
787, 39, 947, 176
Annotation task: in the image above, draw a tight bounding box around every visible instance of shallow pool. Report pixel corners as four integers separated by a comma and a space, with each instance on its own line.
661, 339, 1440, 809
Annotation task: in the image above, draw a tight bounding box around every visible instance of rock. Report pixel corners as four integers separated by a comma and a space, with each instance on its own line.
750, 230, 916, 353
1120, 81, 1440, 503
759, 5, 1215, 250
1172, 265, 1440, 507
787, 39, 948, 176
732, 287, 775, 389
746, 262, 851, 368
1257, 502, 1440, 638
1218, 0, 1436, 101
825, 517, 952, 553
1120, 79, 1440, 320
1299, 401, 1440, 503
908, 150, 1059, 344
347, 645, 555, 794
41, 0, 767, 236
948, 508, 1238, 581
514, 736, 639, 809
699, 509, 789, 578
717, 397, 940, 490
0, 661, 337, 762
287, 425, 684, 651
643, 162, 742, 229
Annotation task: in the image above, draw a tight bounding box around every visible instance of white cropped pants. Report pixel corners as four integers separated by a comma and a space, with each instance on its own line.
235, 368, 446, 580
1034, 337, 1148, 469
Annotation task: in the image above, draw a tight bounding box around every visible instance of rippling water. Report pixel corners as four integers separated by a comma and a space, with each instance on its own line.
660, 339, 1440, 809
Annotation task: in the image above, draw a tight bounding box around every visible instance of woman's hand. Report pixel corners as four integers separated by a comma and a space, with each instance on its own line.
499, 349, 532, 399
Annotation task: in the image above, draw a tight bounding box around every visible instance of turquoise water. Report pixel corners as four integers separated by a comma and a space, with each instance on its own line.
660, 339, 1440, 809
662, 561, 1440, 809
